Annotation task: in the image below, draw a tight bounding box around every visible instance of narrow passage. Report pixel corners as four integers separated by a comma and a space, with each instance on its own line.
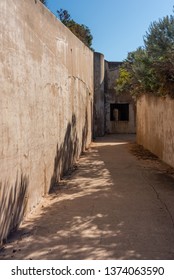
1, 134, 174, 260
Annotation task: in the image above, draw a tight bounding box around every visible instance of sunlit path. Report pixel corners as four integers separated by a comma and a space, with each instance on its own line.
1, 134, 174, 260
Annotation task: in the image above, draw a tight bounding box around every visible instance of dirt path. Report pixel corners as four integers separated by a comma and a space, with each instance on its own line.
1, 134, 174, 260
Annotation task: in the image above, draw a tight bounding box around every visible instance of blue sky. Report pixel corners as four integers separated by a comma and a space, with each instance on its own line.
47, 0, 173, 62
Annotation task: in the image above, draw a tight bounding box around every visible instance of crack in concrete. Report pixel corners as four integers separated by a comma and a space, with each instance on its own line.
141, 171, 174, 230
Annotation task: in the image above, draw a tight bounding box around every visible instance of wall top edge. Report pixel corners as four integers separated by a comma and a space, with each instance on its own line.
32, 0, 93, 52
94, 52, 104, 57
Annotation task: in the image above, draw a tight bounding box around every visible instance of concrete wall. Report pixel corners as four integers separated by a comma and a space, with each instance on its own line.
137, 94, 174, 168
104, 61, 136, 134
93, 52, 105, 137
93, 57, 136, 137
0, 0, 93, 243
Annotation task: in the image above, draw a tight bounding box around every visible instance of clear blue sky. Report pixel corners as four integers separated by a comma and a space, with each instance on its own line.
47, 0, 173, 62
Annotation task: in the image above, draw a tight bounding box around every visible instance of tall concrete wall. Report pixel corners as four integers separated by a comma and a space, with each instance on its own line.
93, 52, 105, 137
0, 0, 93, 243
137, 94, 174, 168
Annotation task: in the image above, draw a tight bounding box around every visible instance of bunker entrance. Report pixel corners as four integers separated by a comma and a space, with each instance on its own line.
110, 103, 129, 121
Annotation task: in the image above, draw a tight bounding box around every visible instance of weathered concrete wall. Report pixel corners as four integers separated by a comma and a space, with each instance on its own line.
137, 94, 174, 168
0, 0, 93, 243
93, 52, 105, 137
105, 61, 136, 134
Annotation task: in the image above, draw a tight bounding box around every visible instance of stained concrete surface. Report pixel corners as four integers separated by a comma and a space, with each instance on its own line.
1, 134, 174, 260
137, 95, 174, 169
1, 0, 93, 242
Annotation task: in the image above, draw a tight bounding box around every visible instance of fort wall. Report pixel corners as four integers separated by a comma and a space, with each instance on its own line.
0, 0, 93, 242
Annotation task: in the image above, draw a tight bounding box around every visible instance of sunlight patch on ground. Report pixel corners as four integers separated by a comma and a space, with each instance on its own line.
91, 142, 129, 147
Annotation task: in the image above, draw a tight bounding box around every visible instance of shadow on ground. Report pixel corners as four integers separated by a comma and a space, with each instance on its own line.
1, 134, 174, 260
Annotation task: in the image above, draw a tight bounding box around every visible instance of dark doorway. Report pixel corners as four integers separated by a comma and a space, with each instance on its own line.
110, 103, 129, 121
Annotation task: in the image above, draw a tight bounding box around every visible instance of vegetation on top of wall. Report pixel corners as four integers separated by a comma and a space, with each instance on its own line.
40, 0, 47, 6
57, 9, 93, 49
38, 3, 93, 49
115, 12, 174, 98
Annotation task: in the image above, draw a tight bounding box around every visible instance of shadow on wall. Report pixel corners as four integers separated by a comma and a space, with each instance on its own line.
82, 109, 89, 153
0, 109, 90, 244
50, 112, 86, 190
0, 174, 29, 244
50, 110, 89, 191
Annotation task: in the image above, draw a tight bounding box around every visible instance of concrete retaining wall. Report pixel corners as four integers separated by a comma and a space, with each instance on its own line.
0, 0, 93, 243
93, 52, 105, 137
137, 94, 174, 168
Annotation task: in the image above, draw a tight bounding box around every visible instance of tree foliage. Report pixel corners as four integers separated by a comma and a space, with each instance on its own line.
57, 9, 93, 49
115, 67, 131, 94
40, 0, 47, 6
115, 13, 174, 98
